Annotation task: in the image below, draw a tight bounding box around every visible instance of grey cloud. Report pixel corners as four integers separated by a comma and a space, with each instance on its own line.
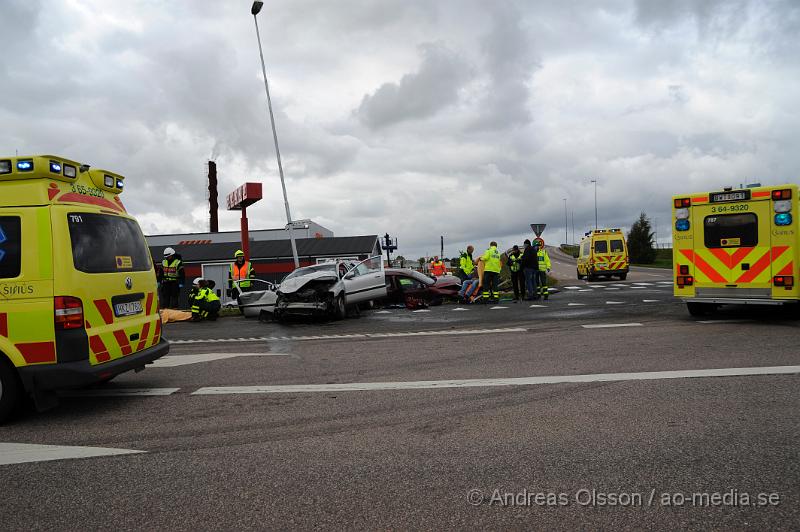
355, 42, 472, 129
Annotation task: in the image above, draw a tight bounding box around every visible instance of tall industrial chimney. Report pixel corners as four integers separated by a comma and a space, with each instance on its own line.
208, 161, 219, 233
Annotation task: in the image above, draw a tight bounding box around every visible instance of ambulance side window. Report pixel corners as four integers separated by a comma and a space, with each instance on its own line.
610, 239, 624, 253
0, 216, 22, 279
594, 240, 608, 254
580, 242, 590, 257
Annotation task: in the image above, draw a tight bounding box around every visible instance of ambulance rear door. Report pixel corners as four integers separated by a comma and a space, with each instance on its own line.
691, 191, 773, 295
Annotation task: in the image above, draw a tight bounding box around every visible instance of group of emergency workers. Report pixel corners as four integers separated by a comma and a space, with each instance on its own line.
156, 248, 255, 322
455, 238, 551, 303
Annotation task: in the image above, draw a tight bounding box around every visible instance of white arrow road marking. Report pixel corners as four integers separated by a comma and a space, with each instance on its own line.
606, 301, 625, 305
60, 388, 180, 397
150, 353, 290, 368
191, 366, 800, 395
582, 322, 642, 328
0, 443, 144, 466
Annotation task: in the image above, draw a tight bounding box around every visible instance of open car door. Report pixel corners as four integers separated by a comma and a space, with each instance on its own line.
342, 256, 387, 304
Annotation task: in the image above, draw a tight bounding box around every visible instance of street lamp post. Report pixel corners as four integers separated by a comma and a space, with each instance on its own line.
251, 1, 299, 268
563, 198, 568, 245
590, 179, 598, 229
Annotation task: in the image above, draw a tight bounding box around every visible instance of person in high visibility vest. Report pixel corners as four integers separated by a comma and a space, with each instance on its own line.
158, 247, 184, 309
534, 239, 552, 300
430, 256, 447, 277
457, 246, 475, 281
479, 241, 502, 303
507, 244, 524, 302
228, 249, 255, 296
191, 278, 221, 321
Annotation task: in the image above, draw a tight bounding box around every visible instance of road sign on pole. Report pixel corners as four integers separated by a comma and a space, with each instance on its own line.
530, 223, 547, 237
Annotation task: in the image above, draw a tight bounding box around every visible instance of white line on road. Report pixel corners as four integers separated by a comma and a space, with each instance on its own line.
59, 388, 181, 397
374, 310, 391, 314
611, 284, 628, 287
589, 285, 605, 288
191, 365, 800, 395
412, 309, 431, 313
643, 299, 660, 303
563, 286, 581, 290
490, 306, 508, 310
582, 323, 642, 328
605, 301, 625, 305
697, 319, 752, 324
452, 307, 468, 311
0, 443, 144, 466
578, 289, 594, 292
630, 286, 646, 289
633, 282, 655, 286
567, 303, 586, 306
150, 353, 289, 368
529, 304, 546, 308
604, 287, 620, 290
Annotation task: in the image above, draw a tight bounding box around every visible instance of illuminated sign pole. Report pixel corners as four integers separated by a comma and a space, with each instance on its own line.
226, 183, 263, 261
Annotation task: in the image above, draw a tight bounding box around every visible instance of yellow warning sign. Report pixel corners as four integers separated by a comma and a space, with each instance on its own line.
115, 256, 133, 269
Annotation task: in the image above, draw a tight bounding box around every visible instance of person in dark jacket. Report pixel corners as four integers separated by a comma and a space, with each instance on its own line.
520, 239, 539, 301
507, 244, 524, 302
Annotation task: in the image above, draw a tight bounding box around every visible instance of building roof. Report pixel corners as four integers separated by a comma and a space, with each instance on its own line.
150, 235, 380, 263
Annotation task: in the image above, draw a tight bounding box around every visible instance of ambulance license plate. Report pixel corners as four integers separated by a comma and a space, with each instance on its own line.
595, 262, 607, 268
114, 301, 143, 317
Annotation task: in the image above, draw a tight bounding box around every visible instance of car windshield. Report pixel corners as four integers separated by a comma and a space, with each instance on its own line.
408, 270, 435, 285
282, 263, 337, 281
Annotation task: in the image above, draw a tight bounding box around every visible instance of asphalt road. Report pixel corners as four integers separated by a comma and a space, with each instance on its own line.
1, 269, 798, 530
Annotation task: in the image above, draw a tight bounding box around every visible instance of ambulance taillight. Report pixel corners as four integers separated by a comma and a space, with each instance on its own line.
771, 189, 792, 200
674, 198, 691, 208
774, 276, 794, 288
54, 296, 84, 330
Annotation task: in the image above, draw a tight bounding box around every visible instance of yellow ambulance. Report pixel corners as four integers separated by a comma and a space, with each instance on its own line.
576, 228, 630, 281
0, 155, 168, 421
672, 184, 799, 316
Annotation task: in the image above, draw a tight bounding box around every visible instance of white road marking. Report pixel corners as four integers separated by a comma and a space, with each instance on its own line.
643, 299, 660, 303
0, 443, 144, 466
657, 281, 674, 285
490, 306, 508, 310
170, 327, 529, 344
191, 365, 800, 395
374, 310, 391, 314
697, 319, 752, 324
452, 307, 468, 311
630, 286, 646, 289
563, 286, 581, 290
589, 285, 605, 288
59, 388, 180, 397
633, 282, 655, 286
578, 289, 594, 292
611, 284, 628, 287
150, 353, 289, 368
529, 304, 546, 308
605, 301, 625, 305
604, 287, 620, 290
412, 309, 431, 313
582, 322, 642, 328
567, 303, 586, 306
170, 337, 269, 345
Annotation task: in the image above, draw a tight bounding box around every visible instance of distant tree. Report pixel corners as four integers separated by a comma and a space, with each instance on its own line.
417, 257, 426, 269
396, 255, 406, 268
628, 212, 656, 263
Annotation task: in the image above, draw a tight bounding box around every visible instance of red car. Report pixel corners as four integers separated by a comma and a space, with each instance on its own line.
381, 268, 462, 307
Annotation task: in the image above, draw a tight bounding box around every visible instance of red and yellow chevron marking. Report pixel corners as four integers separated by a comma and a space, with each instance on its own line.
680, 246, 790, 285
593, 255, 627, 271
85, 291, 161, 365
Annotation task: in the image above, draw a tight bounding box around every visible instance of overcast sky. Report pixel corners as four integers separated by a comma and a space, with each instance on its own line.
2, 0, 798, 259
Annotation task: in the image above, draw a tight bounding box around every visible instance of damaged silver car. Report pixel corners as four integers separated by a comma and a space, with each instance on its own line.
274, 256, 386, 320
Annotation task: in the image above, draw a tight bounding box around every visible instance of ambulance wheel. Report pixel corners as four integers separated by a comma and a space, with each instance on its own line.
577, 269, 584, 280
687, 302, 714, 317
618, 273, 627, 280
0, 357, 22, 424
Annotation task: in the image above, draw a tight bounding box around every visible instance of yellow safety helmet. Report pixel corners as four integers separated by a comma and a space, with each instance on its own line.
234, 250, 245, 258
